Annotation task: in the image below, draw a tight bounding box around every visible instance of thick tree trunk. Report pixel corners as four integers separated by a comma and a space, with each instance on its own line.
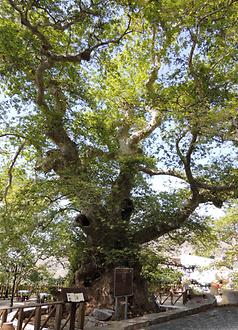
74, 263, 156, 316
72, 159, 158, 316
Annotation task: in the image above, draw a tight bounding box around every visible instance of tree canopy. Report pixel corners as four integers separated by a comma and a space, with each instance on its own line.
0, 0, 238, 309
0, 170, 73, 291
213, 204, 238, 266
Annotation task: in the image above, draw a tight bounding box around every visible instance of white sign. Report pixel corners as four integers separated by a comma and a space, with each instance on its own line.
66, 292, 84, 302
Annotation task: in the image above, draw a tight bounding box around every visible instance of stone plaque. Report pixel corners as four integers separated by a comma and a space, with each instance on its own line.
114, 268, 133, 297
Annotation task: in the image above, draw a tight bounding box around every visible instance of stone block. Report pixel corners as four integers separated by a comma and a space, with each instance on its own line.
221, 289, 238, 305
92, 308, 114, 321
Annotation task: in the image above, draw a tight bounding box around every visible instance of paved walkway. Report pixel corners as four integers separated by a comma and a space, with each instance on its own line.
147, 306, 238, 330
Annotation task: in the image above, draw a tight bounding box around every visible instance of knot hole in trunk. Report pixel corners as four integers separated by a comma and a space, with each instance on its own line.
75, 214, 91, 227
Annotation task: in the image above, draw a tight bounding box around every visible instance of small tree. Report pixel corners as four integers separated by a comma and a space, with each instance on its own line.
213, 204, 238, 267
0, 172, 73, 295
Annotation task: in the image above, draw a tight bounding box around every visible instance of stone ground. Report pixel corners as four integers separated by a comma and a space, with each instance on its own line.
146, 306, 238, 330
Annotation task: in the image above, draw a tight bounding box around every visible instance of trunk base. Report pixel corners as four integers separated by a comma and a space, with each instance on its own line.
75, 270, 157, 317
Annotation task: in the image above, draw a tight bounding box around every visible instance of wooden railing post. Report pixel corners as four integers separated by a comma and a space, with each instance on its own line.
170, 291, 173, 305
1, 309, 8, 327
183, 289, 188, 305
0, 300, 68, 330
16, 308, 24, 330
54, 303, 63, 330
77, 302, 85, 330
34, 306, 41, 330
69, 303, 76, 330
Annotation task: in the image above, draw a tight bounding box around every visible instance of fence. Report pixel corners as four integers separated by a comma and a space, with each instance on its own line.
155, 285, 189, 306
0, 300, 85, 330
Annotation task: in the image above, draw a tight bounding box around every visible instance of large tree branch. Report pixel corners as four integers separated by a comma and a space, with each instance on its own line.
176, 132, 199, 196
109, 160, 137, 223
188, 29, 198, 73
137, 166, 186, 181
48, 83, 78, 162
175, 131, 236, 205
43, 50, 92, 63
175, 133, 186, 162
197, 0, 238, 25
90, 15, 132, 51
43, 15, 132, 63
185, 132, 198, 166
0, 133, 25, 139
8, 0, 52, 50
111, 162, 136, 202
35, 60, 53, 110
129, 109, 161, 145
196, 181, 237, 192
132, 196, 200, 244
34, 4, 100, 31
188, 0, 237, 76
34, 53, 80, 164
145, 67, 159, 96
10, 0, 131, 66
8, 0, 90, 64
84, 147, 116, 162
128, 57, 162, 146
38, 80, 79, 164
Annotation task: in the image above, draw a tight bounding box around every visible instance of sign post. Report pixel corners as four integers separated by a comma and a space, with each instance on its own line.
60, 288, 85, 330
114, 268, 133, 320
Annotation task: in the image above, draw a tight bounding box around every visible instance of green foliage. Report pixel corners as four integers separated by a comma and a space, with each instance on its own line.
140, 249, 182, 290
0, 169, 74, 288
0, 0, 237, 290
23, 266, 66, 291
104, 247, 140, 268
213, 204, 238, 267
230, 272, 238, 289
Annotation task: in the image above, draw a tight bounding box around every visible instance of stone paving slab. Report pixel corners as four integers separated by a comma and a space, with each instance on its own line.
147, 305, 238, 330
86, 301, 216, 330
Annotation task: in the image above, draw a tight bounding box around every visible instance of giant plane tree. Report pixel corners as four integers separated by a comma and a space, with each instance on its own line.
0, 0, 237, 310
